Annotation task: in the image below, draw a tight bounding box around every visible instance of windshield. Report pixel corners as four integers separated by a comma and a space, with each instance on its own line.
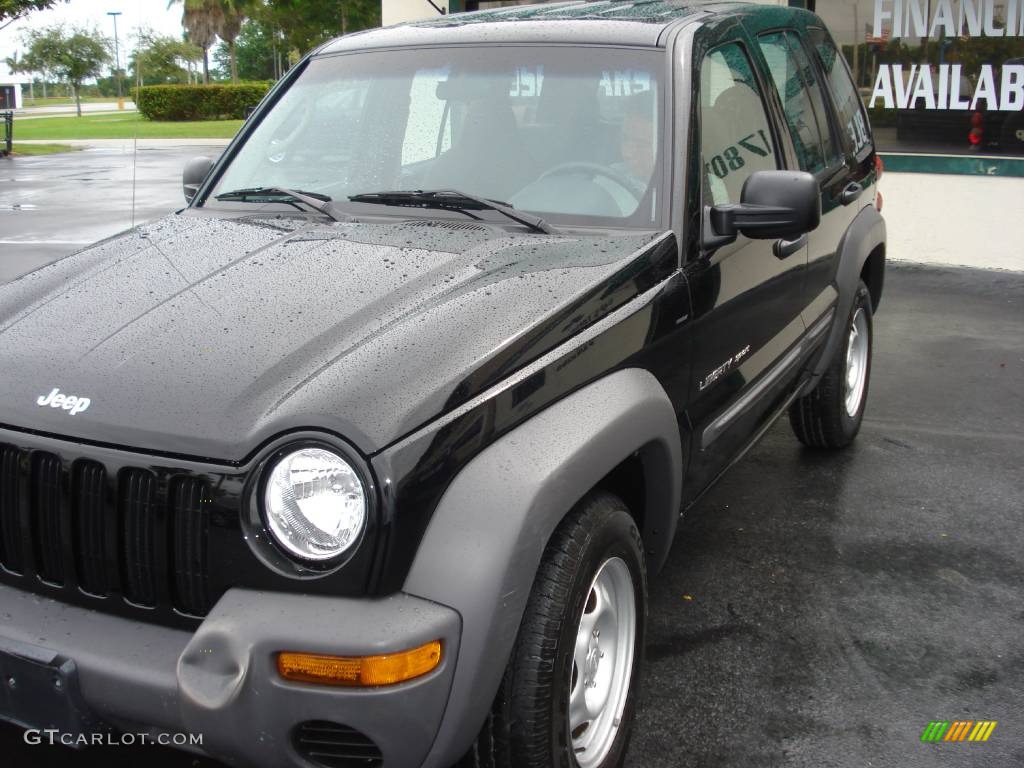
210, 46, 664, 228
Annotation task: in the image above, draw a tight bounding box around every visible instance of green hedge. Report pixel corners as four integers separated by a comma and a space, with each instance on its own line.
132, 82, 273, 121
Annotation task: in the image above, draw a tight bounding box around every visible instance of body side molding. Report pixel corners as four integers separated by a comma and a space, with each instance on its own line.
701, 307, 834, 449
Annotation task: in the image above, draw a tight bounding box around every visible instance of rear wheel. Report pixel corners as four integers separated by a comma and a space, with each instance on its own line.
789, 280, 873, 448
460, 492, 647, 768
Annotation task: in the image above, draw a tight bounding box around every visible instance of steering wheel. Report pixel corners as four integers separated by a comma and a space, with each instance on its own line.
536, 161, 644, 204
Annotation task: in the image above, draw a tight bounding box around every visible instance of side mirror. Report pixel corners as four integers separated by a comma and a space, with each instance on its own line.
709, 170, 820, 241
183, 156, 215, 204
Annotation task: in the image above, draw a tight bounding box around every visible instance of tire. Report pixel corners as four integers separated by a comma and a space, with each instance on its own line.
458, 492, 647, 768
789, 280, 873, 449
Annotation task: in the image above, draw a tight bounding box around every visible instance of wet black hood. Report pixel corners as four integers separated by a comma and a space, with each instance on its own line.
0, 211, 673, 460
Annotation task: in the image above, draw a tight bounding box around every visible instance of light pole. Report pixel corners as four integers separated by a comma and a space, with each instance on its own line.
107, 11, 122, 100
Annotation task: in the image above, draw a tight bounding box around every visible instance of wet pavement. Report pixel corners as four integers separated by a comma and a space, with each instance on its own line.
0, 151, 1021, 767
0, 144, 224, 282
630, 264, 1024, 768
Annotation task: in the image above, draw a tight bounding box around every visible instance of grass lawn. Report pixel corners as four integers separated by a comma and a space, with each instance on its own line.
12, 112, 242, 140
10, 143, 80, 155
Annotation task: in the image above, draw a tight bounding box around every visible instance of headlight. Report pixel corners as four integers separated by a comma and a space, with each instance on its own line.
263, 447, 366, 561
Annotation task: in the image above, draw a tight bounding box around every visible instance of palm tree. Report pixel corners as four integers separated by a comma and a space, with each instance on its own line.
171, 0, 223, 84
217, 0, 254, 83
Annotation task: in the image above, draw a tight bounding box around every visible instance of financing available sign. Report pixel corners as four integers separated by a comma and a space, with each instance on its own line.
868, 0, 1024, 111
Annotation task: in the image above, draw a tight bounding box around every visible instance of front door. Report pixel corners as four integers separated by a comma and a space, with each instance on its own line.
683, 37, 809, 496
755, 27, 869, 331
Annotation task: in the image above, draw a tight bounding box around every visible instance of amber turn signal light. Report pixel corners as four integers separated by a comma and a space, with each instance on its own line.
277, 640, 442, 687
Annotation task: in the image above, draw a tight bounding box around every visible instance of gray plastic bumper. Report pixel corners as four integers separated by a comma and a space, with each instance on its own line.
0, 583, 460, 767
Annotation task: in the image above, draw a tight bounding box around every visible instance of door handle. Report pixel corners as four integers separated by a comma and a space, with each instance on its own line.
773, 233, 807, 260
840, 181, 862, 205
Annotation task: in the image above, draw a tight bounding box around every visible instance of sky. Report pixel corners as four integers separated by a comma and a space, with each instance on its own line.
1, 0, 185, 77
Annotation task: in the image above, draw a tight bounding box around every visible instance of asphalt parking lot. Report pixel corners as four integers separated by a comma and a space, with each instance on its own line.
1, 149, 1022, 767
632, 264, 1024, 768
0, 143, 225, 282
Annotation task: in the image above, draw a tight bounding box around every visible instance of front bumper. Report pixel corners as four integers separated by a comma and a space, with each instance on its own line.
0, 583, 461, 767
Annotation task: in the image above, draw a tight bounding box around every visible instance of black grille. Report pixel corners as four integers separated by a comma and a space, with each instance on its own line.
0, 444, 23, 572
170, 477, 210, 615
72, 461, 107, 595
30, 452, 64, 584
0, 427, 375, 628
293, 721, 383, 768
0, 442, 217, 622
120, 469, 159, 606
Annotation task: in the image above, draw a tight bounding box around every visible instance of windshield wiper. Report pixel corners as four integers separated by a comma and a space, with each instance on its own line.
215, 187, 351, 222
348, 189, 557, 234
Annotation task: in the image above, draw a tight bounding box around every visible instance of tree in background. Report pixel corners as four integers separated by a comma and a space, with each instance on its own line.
0, 0, 65, 31
217, 0, 259, 83
258, 0, 380, 56
186, 0, 383, 83
172, 0, 223, 84
946, 32, 1021, 81
15, 25, 110, 115
3, 50, 20, 75
212, 17, 275, 81
130, 30, 202, 85
875, 31, 1021, 82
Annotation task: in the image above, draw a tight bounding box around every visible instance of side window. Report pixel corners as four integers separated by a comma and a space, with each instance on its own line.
809, 28, 872, 156
699, 44, 779, 207
757, 31, 836, 173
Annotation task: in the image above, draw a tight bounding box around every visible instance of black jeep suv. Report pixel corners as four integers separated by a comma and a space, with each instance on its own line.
0, 3, 885, 767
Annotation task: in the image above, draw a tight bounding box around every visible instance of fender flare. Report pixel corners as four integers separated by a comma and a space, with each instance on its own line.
810, 204, 886, 381
405, 367, 682, 768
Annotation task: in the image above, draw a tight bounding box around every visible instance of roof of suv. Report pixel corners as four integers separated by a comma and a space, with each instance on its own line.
318, 0, 800, 53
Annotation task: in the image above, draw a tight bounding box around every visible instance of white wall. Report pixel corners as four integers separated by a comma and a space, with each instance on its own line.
383, 0, 450, 26
882, 172, 1024, 271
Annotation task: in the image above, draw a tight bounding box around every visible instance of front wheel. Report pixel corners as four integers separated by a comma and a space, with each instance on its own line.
789, 280, 874, 448
461, 492, 647, 768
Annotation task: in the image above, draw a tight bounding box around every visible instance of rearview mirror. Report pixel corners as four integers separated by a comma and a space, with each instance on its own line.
709, 170, 820, 241
183, 156, 215, 204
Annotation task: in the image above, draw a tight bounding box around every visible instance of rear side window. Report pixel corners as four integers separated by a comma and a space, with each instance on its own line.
698, 44, 779, 206
809, 27, 872, 156
757, 31, 836, 174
